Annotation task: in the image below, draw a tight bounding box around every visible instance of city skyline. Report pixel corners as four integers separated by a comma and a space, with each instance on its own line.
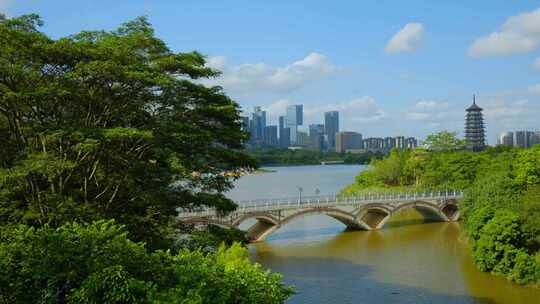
3, 1, 540, 143
243, 104, 419, 153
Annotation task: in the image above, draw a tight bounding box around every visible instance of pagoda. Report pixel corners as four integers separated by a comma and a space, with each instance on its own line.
465, 95, 486, 152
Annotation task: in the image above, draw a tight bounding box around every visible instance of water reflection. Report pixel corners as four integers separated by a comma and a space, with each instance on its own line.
258, 256, 498, 304
250, 210, 540, 304
230, 165, 539, 303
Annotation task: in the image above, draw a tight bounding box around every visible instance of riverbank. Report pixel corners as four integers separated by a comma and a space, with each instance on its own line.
236, 164, 540, 303
247, 148, 384, 167
341, 146, 540, 286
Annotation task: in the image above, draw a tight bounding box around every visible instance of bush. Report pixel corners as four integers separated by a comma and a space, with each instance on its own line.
0, 220, 293, 304
472, 210, 523, 272
343, 142, 540, 285
511, 250, 540, 285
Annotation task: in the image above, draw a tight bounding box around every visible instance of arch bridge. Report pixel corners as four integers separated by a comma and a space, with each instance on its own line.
178, 190, 463, 242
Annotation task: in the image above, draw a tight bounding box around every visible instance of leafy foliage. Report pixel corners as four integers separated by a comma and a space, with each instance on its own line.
0, 220, 293, 304
422, 131, 466, 151
342, 134, 540, 285
177, 224, 248, 253
0, 14, 256, 249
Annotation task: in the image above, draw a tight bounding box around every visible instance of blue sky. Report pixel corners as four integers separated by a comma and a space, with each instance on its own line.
2, 0, 540, 143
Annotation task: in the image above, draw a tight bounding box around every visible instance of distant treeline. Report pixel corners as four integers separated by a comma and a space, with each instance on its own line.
248, 148, 385, 165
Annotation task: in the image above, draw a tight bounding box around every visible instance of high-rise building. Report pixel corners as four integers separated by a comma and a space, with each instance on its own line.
514, 130, 536, 148
405, 137, 418, 149
296, 131, 309, 147
464, 95, 486, 152
324, 111, 339, 150
250, 106, 266, 145
395, 136, 405, 149
527, 131, 538, 147
514, 131, 527, 148
309, 124, 325, 138
384, 137, 396, 151
336, 132, 363, 153
280, 128, 290, 149
498, 132, 514, 146
263, 126, 278, 147
278, 116, 290, 149
308, 124, 326, 151
240, 116, 250, 132
286, 105, 303, 144
534, 132, 540, 146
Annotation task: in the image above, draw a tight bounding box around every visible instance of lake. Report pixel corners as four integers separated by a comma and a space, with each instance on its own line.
226, 165, 540, 304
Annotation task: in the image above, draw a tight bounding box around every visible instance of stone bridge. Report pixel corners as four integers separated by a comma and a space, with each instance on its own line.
178, 190, 463, 242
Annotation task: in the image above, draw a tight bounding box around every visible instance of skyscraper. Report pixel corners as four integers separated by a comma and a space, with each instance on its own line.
324, 111, 339, 150
514, 131, 528, 148
308, 124, 325, 151
263, 126, 278, 147
395, 136, 405, 149
278, 116, 289, 149
514, 130, 537, 148
464, 95, 485, 152
250, 106, 266, 145
286, 105, 303, 144
535, 132, 540, 146
405, 137, 418, 149
498, 132, 514, 146
335, 132, 362, 153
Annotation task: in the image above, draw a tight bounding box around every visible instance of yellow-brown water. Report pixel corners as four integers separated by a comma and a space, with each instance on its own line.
250, 210, 539, 303
227, 165, 540, 303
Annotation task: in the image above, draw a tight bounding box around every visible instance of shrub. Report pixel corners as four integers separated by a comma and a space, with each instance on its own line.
0, 220, 293, 304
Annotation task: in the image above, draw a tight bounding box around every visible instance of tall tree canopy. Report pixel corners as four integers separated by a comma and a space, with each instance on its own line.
0, 14, 255, 248
422, 131, 466, 151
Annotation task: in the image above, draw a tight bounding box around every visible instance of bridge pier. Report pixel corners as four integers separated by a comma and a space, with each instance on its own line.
246, 220, 279, 242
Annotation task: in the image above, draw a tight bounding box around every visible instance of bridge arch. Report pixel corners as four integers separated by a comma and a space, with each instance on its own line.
244, 207, 370, 242
280, 207, 367, 229
354, 204, 393, 230
231, 212, 281, 242
379, 200, 451, 229
232, 212, 280, 227
440, 200, 460, 221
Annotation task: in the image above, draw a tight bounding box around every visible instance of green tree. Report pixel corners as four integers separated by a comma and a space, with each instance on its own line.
422, 131, 465, 151
0, 220, 293, 304
514, 145, 540, 186
0, 15, 255, 248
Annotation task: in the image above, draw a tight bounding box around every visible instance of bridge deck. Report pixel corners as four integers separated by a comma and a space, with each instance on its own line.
178, 190, 463, 219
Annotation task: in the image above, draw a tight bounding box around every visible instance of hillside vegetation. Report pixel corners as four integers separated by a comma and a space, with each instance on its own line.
342, 138, 540, 285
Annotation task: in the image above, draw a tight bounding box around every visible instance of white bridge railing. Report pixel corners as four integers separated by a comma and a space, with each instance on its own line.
178, 190, 464, 219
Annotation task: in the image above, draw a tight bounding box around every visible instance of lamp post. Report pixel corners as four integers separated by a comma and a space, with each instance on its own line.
297, 186, 303, 203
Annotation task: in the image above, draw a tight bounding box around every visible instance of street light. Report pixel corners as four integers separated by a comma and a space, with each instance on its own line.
297, 186, 303, 202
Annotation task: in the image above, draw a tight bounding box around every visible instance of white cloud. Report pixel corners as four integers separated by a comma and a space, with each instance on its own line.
385, 23, 424, 54
468, 7, 540, 56
202, 53, 336, 97
528, 83, 540, 94
414, 100, 449, 109
403, 100, 459, 124
534, 57, 540, 70
483, 98, 539, 123
307, 97, 386, 124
